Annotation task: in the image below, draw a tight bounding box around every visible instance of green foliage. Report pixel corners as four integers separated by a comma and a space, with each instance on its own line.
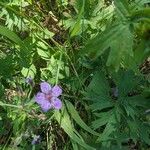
86, 70, 150, 148
66, 100, 99, 136
81, 0, 150, 71
55, 107, 95, 150
0, 0, 149, 149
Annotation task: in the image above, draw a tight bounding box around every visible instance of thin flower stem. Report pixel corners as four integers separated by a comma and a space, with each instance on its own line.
0, 102, 23, 109
55, 53, 62, 85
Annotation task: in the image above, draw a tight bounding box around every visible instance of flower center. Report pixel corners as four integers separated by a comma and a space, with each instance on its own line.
45, 93, 52, 101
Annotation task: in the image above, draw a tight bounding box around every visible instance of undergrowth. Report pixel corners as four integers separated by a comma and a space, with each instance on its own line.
0, 0, 150, 150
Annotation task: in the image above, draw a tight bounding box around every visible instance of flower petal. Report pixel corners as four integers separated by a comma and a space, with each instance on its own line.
40, 82, 51, 94
51, 85, 62, 97
51, 98, 62, 110
40, 101, 52, 112
35, 92, 46, 105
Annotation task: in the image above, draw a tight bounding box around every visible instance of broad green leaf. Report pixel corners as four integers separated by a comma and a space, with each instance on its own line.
54, 108, 95, 150
0, 25, 26, 49
66, 101, 99, 136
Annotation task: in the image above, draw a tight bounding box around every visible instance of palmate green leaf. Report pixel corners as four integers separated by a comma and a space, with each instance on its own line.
86, 70, 115, 136
82, 23, 127, 59
54, 108, 95, 150
106, 25, 133, 71
13, 113, 26, 135
81, 2, 149, 72
66, 101, 99, 136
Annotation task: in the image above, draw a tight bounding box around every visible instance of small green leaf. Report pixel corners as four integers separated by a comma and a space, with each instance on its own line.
37, 48, 50, 59
21, 64, 36, 78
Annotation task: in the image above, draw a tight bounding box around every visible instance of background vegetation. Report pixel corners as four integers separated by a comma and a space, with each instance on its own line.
0, 0, 150, 149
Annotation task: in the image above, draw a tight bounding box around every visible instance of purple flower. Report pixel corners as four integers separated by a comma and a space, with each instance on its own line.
35, 82, 62, 112
31, 135, 41, 145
